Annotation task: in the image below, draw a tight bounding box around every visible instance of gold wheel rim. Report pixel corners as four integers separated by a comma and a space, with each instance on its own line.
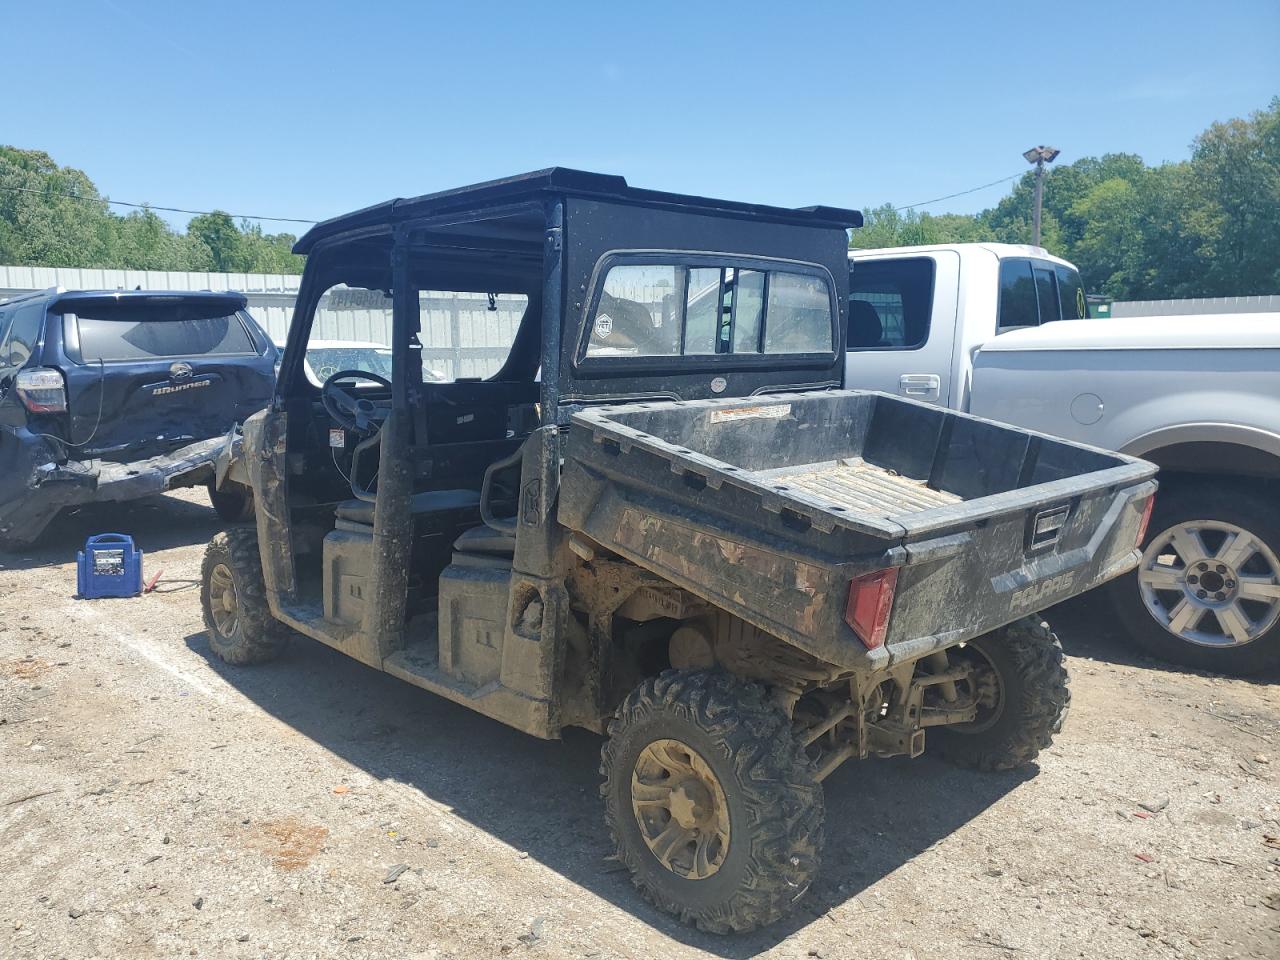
631, 738, 730, 880
208, 563, 239, 638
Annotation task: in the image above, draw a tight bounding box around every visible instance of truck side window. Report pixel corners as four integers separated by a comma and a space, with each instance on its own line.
847, 258, 934, 349
1033, 266, 1061, 324
997, 259, 1039, 330
1056, 264, 1088, 319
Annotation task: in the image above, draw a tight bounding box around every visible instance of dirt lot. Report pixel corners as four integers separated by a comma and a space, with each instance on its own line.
2, 490, 1278, 960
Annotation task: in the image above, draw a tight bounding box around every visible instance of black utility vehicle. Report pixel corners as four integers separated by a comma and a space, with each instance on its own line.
200, 169, 1156, 933
0, 289, 277, 545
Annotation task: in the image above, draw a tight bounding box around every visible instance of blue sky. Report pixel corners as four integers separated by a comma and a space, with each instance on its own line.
7, 0, 1278, 233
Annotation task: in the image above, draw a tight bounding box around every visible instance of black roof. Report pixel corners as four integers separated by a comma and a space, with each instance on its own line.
294, 168, 862, 255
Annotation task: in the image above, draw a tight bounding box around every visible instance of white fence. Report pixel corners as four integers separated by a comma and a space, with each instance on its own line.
1111, 294, 1280, 317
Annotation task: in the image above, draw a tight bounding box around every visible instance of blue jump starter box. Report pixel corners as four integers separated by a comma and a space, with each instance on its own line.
77, 534, 143, 599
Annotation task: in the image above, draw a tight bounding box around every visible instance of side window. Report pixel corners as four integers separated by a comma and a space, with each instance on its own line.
585, 260, 834, 362
1033, 266, 1061, 323
764, 274, 834, 353
997, 259, 1039, 330
420, 290, 528, 380
1055, 264, 1088, 319
847, 257, 934, 349
0, 311, 11, 366
2, 303, 45, 369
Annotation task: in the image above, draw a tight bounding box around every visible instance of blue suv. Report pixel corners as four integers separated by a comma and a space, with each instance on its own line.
0, 288, 277, 546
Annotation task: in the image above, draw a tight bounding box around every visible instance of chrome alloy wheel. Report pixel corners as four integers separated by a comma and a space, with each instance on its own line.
1137, 520, 1280, 648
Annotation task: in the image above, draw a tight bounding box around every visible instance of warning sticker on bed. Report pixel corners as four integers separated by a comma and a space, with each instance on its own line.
709, 404, 791, 424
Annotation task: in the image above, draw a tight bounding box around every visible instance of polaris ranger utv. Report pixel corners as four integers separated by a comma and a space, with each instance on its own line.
200, 169, 1156, 933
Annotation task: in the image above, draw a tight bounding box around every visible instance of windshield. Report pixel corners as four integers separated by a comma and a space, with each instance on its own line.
296, 285, 526, 386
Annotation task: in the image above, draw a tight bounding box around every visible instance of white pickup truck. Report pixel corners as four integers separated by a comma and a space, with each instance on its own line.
847, 243, 1280, 676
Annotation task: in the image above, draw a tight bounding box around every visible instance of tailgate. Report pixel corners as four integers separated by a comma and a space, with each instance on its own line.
55, 297, 273, 459
883, 475, 1156, 660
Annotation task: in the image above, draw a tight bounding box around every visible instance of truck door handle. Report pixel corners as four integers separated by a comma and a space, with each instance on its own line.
899, 374, 940, 400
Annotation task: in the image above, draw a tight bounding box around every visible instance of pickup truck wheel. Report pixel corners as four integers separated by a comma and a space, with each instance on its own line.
1109, 481, 1280, 676
934, 617, 1069, 771
208, 481, 255, 523
600, 669, 823, 934
200, 528, 287, 665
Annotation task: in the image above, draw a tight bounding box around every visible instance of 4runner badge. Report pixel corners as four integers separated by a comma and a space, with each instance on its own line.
152, 379, 210, 396
594, 314, 613, 339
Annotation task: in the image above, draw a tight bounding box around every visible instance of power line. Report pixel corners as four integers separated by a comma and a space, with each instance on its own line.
894, 172, 1025, 212
0, 182, 317, 225
4, 169, 1029, 224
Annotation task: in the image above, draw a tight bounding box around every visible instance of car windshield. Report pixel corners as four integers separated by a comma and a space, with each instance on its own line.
305, 344, 393, 382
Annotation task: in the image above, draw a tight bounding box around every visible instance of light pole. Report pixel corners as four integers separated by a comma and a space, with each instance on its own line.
1022, 145, 1060, 247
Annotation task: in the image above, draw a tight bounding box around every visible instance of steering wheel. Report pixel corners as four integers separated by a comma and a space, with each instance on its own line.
321, 370, 392, 436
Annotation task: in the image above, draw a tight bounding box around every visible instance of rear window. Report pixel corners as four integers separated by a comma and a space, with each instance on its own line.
584, 260, 834, 361
847, 257, 935, 349
62, 301, 257, 362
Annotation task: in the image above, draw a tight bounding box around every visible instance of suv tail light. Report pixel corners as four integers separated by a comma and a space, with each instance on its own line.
15, 368, 67, 414
1135, 493, 1156, 547
844, 567, 899, 650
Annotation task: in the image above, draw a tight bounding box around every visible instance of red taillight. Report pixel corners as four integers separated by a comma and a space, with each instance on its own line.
15, 368, 67, 414
844, 567, 899, 650
1135, 494, 1156, 547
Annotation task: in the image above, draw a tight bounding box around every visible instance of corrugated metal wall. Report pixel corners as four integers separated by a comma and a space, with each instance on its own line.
1110, 294, 1280, 317
0, 264, 300, 339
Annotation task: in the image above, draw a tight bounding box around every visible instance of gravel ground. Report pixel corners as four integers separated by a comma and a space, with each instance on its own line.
2, 489, 1278, 960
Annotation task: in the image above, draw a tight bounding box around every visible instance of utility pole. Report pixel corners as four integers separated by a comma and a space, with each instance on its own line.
1022, 146, 1060, 247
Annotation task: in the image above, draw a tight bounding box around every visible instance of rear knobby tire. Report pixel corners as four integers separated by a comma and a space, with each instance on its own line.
200, 527, 287, 665
600, 669, 823, 934
934, 617, 1070, 772
208, 481, 255, 523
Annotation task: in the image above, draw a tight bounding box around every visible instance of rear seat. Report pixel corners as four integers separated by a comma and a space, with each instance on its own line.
333, 489, 480, 532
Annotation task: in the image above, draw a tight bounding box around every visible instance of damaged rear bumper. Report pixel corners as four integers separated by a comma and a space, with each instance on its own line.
0, 430, 240, 545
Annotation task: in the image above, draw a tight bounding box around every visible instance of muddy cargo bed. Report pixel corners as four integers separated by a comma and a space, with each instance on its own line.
559, 391, 1157, 670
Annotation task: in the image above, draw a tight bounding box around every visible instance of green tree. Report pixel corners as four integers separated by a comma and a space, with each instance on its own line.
0, 145, 307, 274
850, 203, 993, 249
186, 211, 249, 272
1183, 97, 1280, 295
0, 147, 111, 266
